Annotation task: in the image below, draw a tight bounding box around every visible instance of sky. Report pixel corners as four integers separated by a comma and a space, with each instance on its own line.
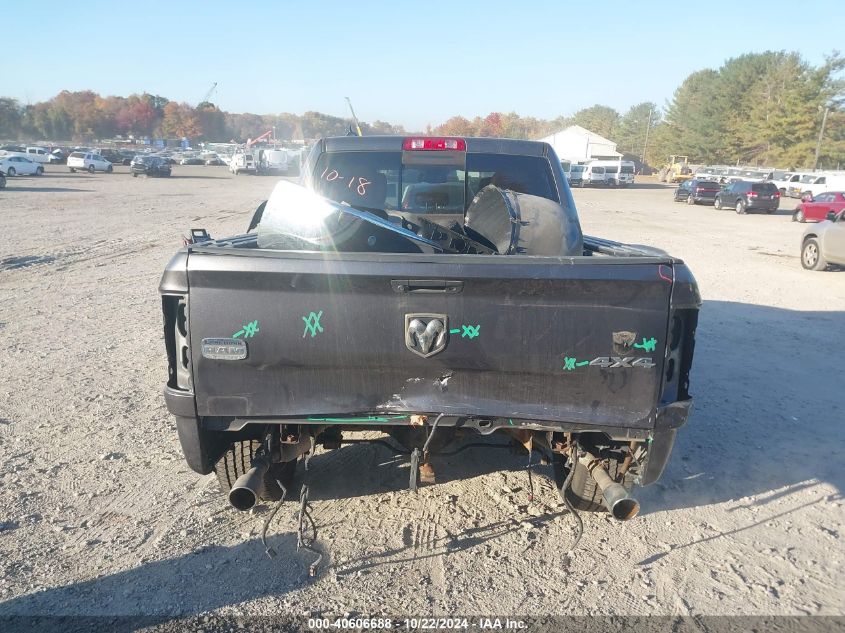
4, 1, 843, 131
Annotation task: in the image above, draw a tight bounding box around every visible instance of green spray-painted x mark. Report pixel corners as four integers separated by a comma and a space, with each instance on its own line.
233, 320, 259, 339
302, 311, 324, 338
633, 337, 657, 353
563, 356, 590, 371
449, 324, 481, 339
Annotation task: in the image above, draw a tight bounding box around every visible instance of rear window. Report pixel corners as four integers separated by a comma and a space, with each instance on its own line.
70, 152, 85, 159
604, 166, 618, 174
312, 151, 558, 215
751, 183, 777, 193
620, 165, 634, 174
570, 165, 586, 173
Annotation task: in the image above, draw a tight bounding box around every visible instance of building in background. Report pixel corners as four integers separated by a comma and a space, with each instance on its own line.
539, 125, 621, 163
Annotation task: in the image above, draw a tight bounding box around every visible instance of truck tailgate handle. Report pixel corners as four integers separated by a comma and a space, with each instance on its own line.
391, 279, 464, 294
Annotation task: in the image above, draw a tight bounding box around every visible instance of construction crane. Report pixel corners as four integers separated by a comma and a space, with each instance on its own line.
246, 130, 273, 147
199, 82, 218, 106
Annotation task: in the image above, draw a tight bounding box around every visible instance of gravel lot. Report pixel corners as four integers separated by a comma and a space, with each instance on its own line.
0, 165, 843, 625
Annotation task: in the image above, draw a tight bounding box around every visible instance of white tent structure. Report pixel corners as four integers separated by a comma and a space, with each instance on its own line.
539, 125, 622, 163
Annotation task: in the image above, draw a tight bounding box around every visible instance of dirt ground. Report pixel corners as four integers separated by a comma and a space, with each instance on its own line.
0, 166, 843, 624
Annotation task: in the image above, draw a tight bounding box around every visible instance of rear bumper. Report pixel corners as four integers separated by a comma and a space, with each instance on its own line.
749, 201, 779, 210
165, 384, 693, 473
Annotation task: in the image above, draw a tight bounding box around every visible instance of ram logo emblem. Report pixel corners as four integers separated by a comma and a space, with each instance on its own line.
405, 314, 449, 358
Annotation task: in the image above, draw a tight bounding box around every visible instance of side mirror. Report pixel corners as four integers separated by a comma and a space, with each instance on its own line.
827, 211, 837, 222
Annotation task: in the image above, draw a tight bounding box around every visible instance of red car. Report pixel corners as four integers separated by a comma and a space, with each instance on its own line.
793, 191, 845, 223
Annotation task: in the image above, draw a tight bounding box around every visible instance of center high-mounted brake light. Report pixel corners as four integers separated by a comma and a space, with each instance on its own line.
403, 137, 466, 151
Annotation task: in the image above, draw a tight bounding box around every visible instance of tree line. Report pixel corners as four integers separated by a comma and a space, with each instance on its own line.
0, 92, 405, 145
1, 50, 842, 168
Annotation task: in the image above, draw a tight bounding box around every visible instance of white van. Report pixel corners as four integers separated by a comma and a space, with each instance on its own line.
590, 159, 635, 186
799, 173, 845, 199
584, 165, 606, 186
569, 164, 586, 187
229, 151, 256, 175
260, 149, 289, 174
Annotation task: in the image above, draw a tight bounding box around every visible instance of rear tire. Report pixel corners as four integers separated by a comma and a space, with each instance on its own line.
35, 166, 44, 176
686, 193, 695, 205
7, 167, 15, 176
88, 164, 95, 174
736, 199, 746, 214
106, 165, 113, 173
714, 197, 722, 210
69, 168, 76, 173
214, 440, 297, 502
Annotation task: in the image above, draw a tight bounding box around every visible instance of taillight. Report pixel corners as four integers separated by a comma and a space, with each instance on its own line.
774, 191, 781, 197
403, 137, 466, 151
747, 191, 758, 197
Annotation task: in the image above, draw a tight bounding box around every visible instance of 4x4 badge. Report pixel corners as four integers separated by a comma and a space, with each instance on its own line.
405, 314, 449, 358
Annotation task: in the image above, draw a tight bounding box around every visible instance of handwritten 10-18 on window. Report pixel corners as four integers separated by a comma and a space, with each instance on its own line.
320, 167, 371, 196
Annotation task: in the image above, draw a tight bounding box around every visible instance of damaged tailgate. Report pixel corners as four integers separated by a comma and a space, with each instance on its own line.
186, 249, 675, 430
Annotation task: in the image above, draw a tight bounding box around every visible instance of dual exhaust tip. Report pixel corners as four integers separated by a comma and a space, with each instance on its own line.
229, 445, 640, 521
578, 450, 640, 521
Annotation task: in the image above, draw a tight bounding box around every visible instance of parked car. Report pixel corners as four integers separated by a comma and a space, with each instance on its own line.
801, 210, 845, 270
67, 152, 113, 173
180, 155, 205, 165
130, 155, 172, 177
0, 155, 44, 176
793, 191, 845, 223
674, 178, 721, 205
97, 149, 134, 166
770, 171, 794, 194
714, 180, 780, 214
200, 152, 226, 166
24, 146, 54, 164
787, 173, 819, 198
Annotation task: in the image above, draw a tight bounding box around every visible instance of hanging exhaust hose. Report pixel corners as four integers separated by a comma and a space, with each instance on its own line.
560, 441, 583, 552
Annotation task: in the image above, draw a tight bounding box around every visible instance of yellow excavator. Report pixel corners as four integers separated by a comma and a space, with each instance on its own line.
660, 155, 693, 183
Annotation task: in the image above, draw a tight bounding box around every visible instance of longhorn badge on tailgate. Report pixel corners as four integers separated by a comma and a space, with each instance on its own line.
405, 314, 449, 358
201, 338, 248, 360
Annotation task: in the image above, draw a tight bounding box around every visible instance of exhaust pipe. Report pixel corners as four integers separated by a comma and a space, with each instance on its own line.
228, 430, 320, 511
229, 453, 270, 511
579, 450, 640, 521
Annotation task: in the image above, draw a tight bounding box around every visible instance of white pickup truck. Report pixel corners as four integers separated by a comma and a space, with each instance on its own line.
0, 146, 57, 164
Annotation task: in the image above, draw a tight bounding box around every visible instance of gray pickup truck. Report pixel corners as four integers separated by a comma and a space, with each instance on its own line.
159, 136, 699, 521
